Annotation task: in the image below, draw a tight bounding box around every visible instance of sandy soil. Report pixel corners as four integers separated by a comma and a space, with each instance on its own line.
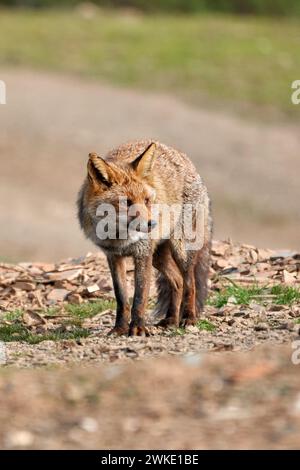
0, 68, 299, 262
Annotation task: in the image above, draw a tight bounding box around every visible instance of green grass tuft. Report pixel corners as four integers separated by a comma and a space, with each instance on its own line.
270, 285, 300, 305
65, 299, 115, 319
0, 300, 115, 343
170, 327, 186, 336
0, 323, 90, 344
209, 284, 300, 308
208, 285, 265, 308
197, 319, 216, 331
2, 309, 23, 322
169, 320, 216, 335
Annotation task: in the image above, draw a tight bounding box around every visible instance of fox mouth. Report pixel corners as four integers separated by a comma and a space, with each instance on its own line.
112, 221, 157, 242
116, 219, 157, 236
129, 219, 157, 234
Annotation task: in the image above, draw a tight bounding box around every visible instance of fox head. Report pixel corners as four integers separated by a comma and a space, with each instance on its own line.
82, 143, 158, 245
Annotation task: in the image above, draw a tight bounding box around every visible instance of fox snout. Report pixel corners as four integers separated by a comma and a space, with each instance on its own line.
134, 219, 157, 233
125, 203, 157, 234
147, 219, 157, 231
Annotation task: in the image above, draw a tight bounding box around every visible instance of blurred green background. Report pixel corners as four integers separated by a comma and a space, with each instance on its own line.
1, 0, 300, 15
0, 1, 299, 116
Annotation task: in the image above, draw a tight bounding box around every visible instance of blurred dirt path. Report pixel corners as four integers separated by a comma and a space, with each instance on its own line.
0, 68, 299, 261
0, 345, 299, 449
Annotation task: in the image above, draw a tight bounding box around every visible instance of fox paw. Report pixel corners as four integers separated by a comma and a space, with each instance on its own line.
180, 317, 196, 327
128, 324, 150, 337
108, 325, 129, 336
156, 317, 179, 329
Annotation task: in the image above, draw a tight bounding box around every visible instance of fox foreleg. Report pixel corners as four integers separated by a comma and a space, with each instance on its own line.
128, 254, 152, 336
107, 255, 131, 335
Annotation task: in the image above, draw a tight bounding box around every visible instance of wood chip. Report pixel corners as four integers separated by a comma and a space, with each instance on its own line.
46, 269, 83, 282
67, 293, 83, 305
14, 281, 36, 291
215, 259, 228, 269
47, 289, 70, 302
23, 310, 46, 327
248, 249, 258, 264
282, 270, 296, 284
0, 300, 9, 310
86, 284, 100, 294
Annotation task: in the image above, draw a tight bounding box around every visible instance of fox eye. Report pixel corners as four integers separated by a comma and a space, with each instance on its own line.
145, 197, 150, 206
126, 198, 133, 207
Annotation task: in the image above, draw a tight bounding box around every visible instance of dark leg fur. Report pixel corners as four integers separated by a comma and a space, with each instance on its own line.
107, 255, 130, 335
128, 254, 152, 336
194, 241, 211, 313
153, 242, 183, 328
180, 264, 197, 326
154, 241, 211, 329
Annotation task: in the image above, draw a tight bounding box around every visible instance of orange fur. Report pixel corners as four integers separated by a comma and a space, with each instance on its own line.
78, 140, 212, 336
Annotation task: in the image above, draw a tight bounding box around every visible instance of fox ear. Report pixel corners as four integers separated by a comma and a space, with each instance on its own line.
131, 143, 156, 178
87, 152, 114, 186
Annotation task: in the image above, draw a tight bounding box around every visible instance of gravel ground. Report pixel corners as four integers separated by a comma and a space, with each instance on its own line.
0, 240, 299, 367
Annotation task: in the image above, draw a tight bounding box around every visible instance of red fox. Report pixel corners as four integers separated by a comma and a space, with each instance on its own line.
78, 140, 212, 336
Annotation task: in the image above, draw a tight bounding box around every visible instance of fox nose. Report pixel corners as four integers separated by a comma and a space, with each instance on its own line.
148, 220, 157, 230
